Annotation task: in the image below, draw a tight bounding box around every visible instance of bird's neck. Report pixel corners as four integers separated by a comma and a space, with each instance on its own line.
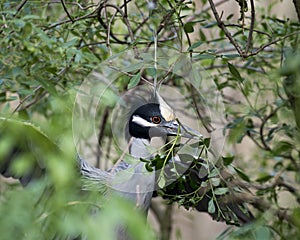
129, 137, 151, 159
129, 136, 165, 159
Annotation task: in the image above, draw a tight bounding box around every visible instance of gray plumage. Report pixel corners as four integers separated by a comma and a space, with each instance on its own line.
0, 91, 254, 240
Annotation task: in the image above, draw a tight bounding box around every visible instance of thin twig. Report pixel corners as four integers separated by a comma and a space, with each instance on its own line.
110, 138, 133, 174
208, 0, 244, 58
50, 0, 99, 10
46, 13, 97, 30
98, 3, 140, 58
14, 0, 28, 17
145, 0, 185, 51
61, 0, 74, 23
259, 106, 281, 151
248, 31, 300, 57
203, 63, 266, 73
185, 0, 229, 23
245, 0, 255, 53
96, 107, 110, 168
225, 24, 271, 38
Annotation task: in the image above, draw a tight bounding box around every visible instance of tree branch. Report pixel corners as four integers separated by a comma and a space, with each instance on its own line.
61, 0, 74, 23
208, 0, 244, 58
245, 0, 255, 54
14, 0, 28, 17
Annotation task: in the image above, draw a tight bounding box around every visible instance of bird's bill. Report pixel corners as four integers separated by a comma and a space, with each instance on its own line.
160, 120, 203, 139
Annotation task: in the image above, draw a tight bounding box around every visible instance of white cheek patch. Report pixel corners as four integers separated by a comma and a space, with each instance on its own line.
132, 115, 158, 127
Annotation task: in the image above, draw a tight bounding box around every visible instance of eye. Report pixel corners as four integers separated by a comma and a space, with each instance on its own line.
151, 116, 161, 124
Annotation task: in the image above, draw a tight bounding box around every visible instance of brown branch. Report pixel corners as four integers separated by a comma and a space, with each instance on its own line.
259, 109, 275, 151
46, 1, 99, 10
245, 0, 255, 53
98, 3, 140, 58
204, 63, 266, 73
12, 86, 42, 113
248, 31, 300, 57
208, 0, 244, 58
96, 107, 110, 168
228, 170, 300, 204
145, 0, 185, 51
222, 191, 294, 223
185, 0, 229, 23
45, 13, 97, 30
150, 201, 173, 240
14, 0, 28, 17
61, 0, 74, 23
293, 0, 300, 22
224, 24, 272, 38
13, 67, 69, 112
208, 1, 299, 58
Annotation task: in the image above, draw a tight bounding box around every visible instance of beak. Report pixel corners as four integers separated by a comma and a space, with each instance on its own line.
160, 120, 203, 139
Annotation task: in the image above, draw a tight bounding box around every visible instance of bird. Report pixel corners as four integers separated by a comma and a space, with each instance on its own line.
0, 88, 253, 238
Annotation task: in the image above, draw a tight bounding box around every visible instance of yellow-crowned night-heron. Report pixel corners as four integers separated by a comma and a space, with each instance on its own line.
0, 91, 253, 234
78, 92, 199, 214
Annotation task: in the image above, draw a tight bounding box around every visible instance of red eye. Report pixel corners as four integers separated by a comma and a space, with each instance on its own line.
151, 116, 161, 124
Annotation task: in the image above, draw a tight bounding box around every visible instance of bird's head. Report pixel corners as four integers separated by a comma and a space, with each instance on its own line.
128, 93, 201, 140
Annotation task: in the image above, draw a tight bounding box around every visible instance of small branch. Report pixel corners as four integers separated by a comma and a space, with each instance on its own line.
98, 3, 140, 58
96, 107, 110, 168
110, 138, 133, 174
208, 0, 244, 58
14, 0, 28, 17
97, 5, 128, 44
259, 106, 281, 151
61, 0, 74, 23
13, 67, 69, 112
46, 13, 97, 30
150, 201, 173, 240
185, 0, 229, 23
246, 131, 266, 150
145, 0, 185, 51
12, 86, 42, 113
292, 0, 300, 22
204, 63, 266, 73
229, 170, 300, 204
245, 0, 255, 54
50, 0, 99, 10
224, 24, 272, 38
248, 31, 300, 57
223, 191, 294, 224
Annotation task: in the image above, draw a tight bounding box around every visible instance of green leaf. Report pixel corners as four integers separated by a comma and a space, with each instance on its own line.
62, 38, 78, 48
203, 137, 211, 148
210, 177, 221, 187
255, 174, 273, 183
145, 163, 154, 172
184, 22, 194, 33
208, 168, 218, 178
158, 175, 166, 188
127, 72, 141, 89
273, 141, 293, 155
234, 166, 250, 182
228, 62, 243, 82
22, 23, 32, 38
214, 187, 228, 195
193, 53, 216, 60
187, 41, 203, 52
147, 68, 156, 78
208, 199, 215, 214
123, 62, 144, 72
222, 156, 234, 166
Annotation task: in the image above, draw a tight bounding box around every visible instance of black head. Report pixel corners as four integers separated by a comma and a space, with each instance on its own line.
128, 103, 179, 140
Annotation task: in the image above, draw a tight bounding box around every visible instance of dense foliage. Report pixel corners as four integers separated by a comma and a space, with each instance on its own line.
1, 0, 300, 239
